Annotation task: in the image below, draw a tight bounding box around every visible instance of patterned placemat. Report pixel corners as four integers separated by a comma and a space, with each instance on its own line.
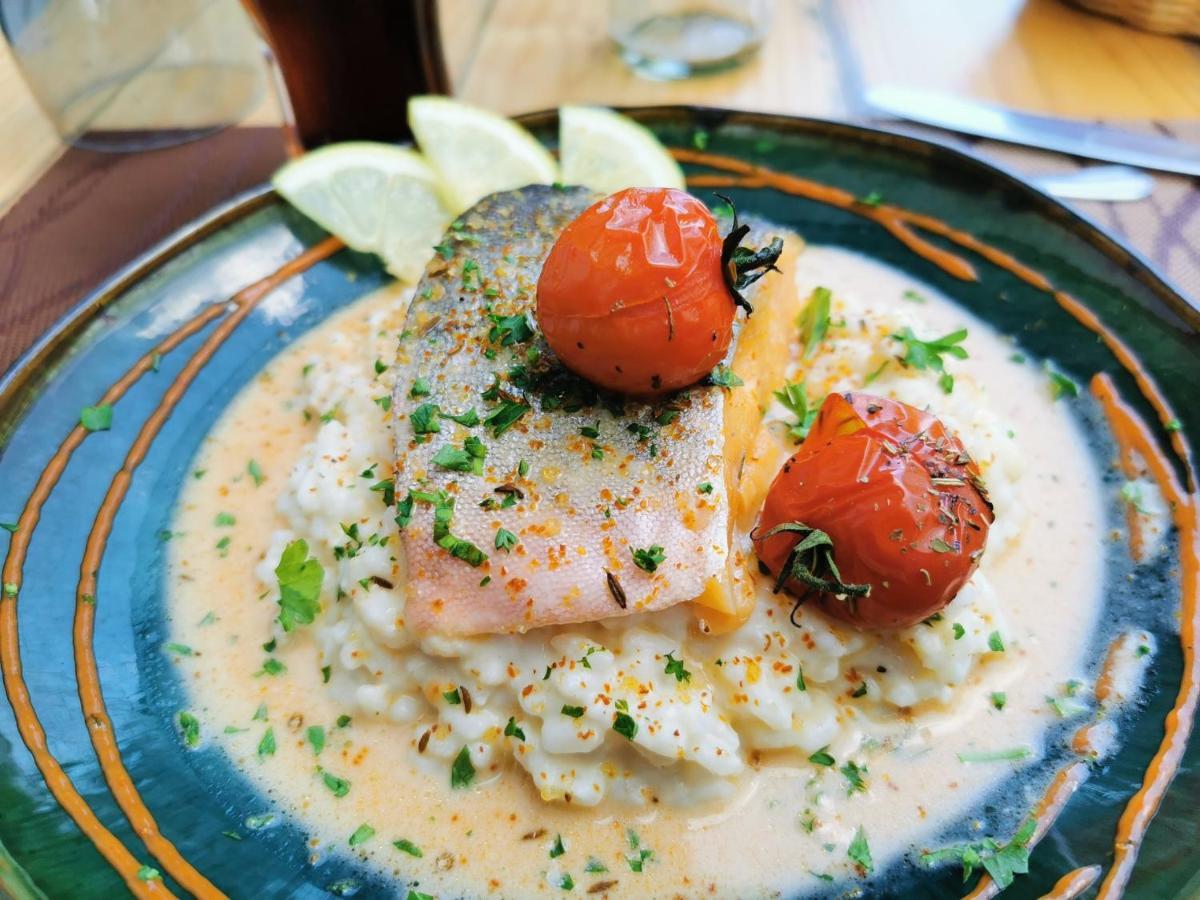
0, 121, 1195, 377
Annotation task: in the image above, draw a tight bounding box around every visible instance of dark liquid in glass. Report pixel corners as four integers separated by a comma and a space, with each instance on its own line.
243, 0, 448, 149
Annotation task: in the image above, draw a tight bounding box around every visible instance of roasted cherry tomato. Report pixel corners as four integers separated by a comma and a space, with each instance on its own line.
536, 187, 735, 397
754, 392, 993, 629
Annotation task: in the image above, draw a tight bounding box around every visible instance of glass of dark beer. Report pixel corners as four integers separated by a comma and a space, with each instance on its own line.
242, 0, 450, 152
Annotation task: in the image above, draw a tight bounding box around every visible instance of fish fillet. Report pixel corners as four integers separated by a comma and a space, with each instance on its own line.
392, 185, 802, 635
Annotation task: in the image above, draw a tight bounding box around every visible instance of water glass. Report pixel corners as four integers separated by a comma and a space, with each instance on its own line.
609, 0, 775, 81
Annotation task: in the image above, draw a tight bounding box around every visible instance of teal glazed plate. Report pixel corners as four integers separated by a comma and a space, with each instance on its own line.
0, 108, 1197, 899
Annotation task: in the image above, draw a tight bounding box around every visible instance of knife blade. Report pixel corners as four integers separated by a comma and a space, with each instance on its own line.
864, 86, 1200, 177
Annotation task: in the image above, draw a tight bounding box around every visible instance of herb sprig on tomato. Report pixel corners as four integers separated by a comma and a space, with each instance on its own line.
755, 392, 993, 629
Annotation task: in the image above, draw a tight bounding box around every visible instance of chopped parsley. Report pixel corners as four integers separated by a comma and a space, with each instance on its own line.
394, 839, 422, 857
799, 286, 832, 358
847, 826, 874, 873
774, 381, 818, 441
860, 190, 884, 206
373, 394, 392, 412
902, 288, 926, 303
178, 711, 200, 747
410, 489, 487, 567
840, 760, 867, 794
625, 830, 654, 873
953, 623, 966, 640
987, 631, 1005, 653
136, 865, 161, 881
549, 834, 565, 858
891, 327, 968, 394
697, 481, 713, 494
165, 642, 194, 656
257, 727, 276, 758
709, 365, 743, 389
585, 856, 608, 873
504, 717, 526, 741
247, 459, 265, 487
663, 652, 691, 682
796, 666, 806, 691
252, 703, 268, 721
0, 522, 17, 534
323, 771, 351, 797
410, 402, 443, 436
214, 511, 236, 527
348, 824, 376, 847
307, 725, 325, 755
1121, 481, 1149, 514
433, 243, 454, 260
409, 377, 431, 397
919, 817, 1035, 889
451, 745, 475, 788
257, 658, 285, 677
487, 313, 534, 346
495, 528, 518, 552
374, 358, 389, 376
443, 688, 462, 705
612, 699, 637, 740
558, 873, 575, 890
957, 747, 1031, 763
692, 128, 709, 150
561, 704, 586, 718
631, 545, 665, 573
991, 691, 1008, 710
483, 399, 529, 437
432, 437, 487, 474
808, 748, 835, 767
274, 539, 323, 632
1045, 363, 1079, 400
245, 813, 274, 830
1047, 695, 1088, 718
215, 536, 231, 556
80, 404, 113, 432
336, 714, 351, 728
1165, 418, 1182, 432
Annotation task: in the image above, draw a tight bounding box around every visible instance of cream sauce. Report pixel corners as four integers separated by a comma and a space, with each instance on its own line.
168, 250, 1108, 898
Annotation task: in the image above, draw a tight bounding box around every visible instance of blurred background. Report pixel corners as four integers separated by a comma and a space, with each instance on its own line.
0, 0, 1197, 370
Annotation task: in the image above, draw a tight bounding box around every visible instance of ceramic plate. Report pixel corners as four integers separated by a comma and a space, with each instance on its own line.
0, 108, 1196, 899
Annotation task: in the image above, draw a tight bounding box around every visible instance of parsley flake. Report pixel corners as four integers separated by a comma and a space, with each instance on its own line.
80, 404, 113, 432
848, 826, 874, 873
631, 545, 665, 573
394, 838, 422, 857
799, 286, 832, 358
349, 824, 375, 847
274, 539, 323, 632
495, 527, 518, 552
663, 652, 691, 683
451, 745, 475, 788
891, 327, 968, 394
178, 711, 200, 747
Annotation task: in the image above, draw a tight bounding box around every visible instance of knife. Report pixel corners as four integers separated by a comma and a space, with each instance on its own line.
864, 86, 1200, 178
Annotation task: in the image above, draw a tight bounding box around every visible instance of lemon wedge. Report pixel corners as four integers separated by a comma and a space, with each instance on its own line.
408, 96, 558, 212
272, 142, 450, 283
559, 105, 686, 195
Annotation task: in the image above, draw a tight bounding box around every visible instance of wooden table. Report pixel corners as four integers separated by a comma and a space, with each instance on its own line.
1, 0, 1198, 371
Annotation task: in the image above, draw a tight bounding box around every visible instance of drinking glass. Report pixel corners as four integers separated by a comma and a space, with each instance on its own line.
0, 0, 265, 152
608, 0, 775, 81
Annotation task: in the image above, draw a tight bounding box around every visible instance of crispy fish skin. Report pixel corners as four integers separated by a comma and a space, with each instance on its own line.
393, 185, 781, 636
